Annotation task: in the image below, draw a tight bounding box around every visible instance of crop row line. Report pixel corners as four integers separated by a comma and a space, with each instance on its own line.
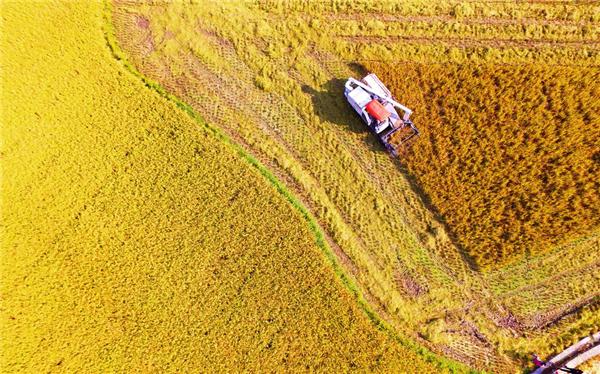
336, 35, 600, 49
330, 20, 597, 44
326, 13, 597, 27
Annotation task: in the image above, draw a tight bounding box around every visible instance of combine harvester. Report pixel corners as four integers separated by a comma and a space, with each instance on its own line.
345, 73, 419, 156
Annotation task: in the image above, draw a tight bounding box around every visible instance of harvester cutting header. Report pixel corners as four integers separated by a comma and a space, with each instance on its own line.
344, 73, 419, 156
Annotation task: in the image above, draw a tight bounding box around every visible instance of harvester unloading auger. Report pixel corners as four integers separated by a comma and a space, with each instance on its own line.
344, 73, 419, 156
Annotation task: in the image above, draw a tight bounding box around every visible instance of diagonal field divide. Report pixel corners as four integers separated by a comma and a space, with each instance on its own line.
101, 1, 473, 373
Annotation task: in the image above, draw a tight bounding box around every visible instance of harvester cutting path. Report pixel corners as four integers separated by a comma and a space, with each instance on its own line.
344, 73, 419, 156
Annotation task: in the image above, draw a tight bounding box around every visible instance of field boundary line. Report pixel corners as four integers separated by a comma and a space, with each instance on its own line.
101, 1, 476, 373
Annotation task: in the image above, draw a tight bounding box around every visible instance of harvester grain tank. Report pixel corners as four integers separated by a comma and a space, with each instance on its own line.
344, 73, 419, 156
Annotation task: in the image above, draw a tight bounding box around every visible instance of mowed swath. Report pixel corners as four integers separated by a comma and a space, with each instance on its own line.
0, 1, 448, 372
109, 0, 599, 371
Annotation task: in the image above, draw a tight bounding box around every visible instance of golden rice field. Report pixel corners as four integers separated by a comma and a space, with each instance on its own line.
109, 0, 600, 371
367, 62, 600, 268
1, 1, 463, 372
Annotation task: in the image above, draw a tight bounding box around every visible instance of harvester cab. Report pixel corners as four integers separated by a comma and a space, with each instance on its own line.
344, 73, 419, 156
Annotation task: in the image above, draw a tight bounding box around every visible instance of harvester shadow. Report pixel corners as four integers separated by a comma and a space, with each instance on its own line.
303, 76, 480, 273
301, 78, 387, 154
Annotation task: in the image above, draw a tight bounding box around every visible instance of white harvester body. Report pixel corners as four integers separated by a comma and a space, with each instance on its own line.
344, 73, 419, 155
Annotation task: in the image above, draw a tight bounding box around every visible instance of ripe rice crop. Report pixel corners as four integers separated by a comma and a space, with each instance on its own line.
0, 1, 456, 372
366, 62, 600, 269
